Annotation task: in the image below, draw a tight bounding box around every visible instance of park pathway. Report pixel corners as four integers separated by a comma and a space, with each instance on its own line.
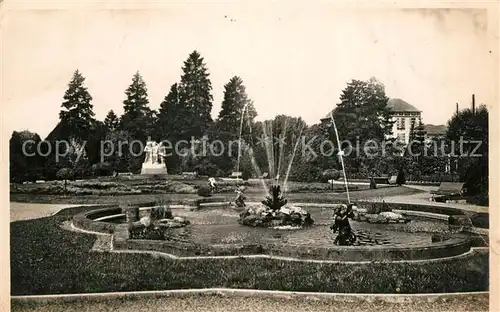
10, 185, 488, 222
384, 185, 488, 214
9, 203, 84, 222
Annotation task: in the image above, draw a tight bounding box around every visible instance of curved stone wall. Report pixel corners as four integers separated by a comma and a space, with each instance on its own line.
72, 203, 476, 262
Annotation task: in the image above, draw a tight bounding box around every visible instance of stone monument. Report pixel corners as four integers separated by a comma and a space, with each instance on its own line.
140, 141, 168, 175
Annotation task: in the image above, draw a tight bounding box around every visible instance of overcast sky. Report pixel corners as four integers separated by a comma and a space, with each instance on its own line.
2, 3, 497, 139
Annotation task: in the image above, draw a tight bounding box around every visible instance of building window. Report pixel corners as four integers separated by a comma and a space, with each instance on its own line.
397, 117, 406, 130
397, 133, 406, 143
410, 117, 416, 127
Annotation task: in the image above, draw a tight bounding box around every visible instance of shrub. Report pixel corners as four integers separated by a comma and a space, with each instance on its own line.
362, 199, 391, 214
241, 169, 251, 181
197, 186, 212, 197
150, 206, 172, 220
56, 168, 74, 192
467, 192, 489, 207
167, 182, 197, 194
194, 162, 221, 177
91, 162, 114, 177
396, 170, 406, 185
321, 169, 341, 183
290, 162, 323, 182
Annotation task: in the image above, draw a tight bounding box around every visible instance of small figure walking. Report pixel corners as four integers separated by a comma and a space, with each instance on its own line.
208, 177, 218, 193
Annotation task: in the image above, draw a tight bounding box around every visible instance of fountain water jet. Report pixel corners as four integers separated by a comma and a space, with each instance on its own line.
283, 121, 305, 195
329, 112, 351, 204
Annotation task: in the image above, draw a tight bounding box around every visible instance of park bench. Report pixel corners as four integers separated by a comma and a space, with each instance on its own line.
117, 172, 133, 176
114, 172, 133, 179
430, 182, 465, 202
373, 176, 389, 184
229, 172, 242, 178
182, 171, 198, 179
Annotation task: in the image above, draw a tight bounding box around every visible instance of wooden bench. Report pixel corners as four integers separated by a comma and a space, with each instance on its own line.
430, 182, 465, 202
117, 172, 133, 176
182, 171, 198, 178
373, 176, 389, 184
229, 172, 242, 178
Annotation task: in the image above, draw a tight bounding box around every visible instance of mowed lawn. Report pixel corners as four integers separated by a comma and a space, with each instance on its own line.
11, 294, 490, 312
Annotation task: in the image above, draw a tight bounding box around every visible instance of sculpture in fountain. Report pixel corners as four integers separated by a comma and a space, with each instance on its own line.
331, 204, 357, 246
238, 183, 313, 228
261, 185, 287, 211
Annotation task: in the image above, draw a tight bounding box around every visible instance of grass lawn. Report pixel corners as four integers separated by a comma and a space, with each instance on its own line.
11, 294, 490, 312
11, 206, 488, 296
9, 186, 421, 205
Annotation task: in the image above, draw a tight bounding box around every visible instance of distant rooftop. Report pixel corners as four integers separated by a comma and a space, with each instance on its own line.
424, 124, 447, 136
387, 98, 421, 113
321, 98, 420, 121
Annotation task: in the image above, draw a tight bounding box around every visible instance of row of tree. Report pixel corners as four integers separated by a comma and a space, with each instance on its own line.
9, 50, 489, 202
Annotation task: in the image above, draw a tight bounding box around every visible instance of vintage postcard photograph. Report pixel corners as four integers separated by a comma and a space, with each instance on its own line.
3, 1, 497, 311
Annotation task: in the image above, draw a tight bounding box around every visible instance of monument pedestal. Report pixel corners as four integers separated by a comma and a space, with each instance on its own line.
140, 163, 168, 175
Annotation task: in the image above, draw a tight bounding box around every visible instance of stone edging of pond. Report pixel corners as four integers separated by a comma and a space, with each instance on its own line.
70, 201, 488, 262
68, 214, 481, 263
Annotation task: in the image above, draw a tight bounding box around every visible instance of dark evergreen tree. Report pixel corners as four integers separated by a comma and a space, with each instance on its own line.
120, 71, 155, 143
9, 131, 45, 182
59, 70, 95, 141
215, 76, 257, 139
408, 120, 416, 143
118, 72, 156, 172
157, 83, 181, 141
414, 117, 427, 143
102, 129, 136, 173
104, 110, 119, 132
209, 76, 257, 173
156, 83, 183, 171
446, 105, 488, 197
177, 50, 214, 140
406, 116, 427, 179
41, 70, 97, 179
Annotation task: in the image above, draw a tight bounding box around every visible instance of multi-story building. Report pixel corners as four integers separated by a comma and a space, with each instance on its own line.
386, 98, 422, 145
321, 98, 422, 146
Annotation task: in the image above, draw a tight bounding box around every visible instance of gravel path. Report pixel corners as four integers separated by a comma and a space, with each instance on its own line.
9, 203, 83, 222
11, 294, 489, 312
376, 186, 488, 214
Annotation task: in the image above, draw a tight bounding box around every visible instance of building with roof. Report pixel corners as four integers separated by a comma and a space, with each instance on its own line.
423, 124, 447, 143
320, 98, 425, 145
386, 98, 422, 145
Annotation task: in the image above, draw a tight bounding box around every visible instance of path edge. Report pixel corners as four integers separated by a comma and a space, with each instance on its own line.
10, 288, 489, 305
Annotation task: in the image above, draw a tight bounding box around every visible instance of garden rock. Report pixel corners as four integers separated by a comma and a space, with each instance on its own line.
353, 208, 409, 224
238, 204, 314, 228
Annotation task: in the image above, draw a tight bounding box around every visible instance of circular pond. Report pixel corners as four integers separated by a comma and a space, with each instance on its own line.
73, 202, 476, 261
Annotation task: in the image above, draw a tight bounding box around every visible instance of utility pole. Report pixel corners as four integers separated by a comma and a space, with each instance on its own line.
472, 94, 476, 113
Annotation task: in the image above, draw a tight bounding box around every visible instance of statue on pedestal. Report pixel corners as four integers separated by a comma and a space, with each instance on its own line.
140, 141, 168, 175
